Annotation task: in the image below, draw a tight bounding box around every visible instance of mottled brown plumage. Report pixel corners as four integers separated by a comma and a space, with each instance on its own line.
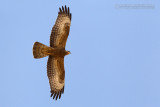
32, 5, 71, 100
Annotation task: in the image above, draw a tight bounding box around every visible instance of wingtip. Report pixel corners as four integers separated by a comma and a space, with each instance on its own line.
62, 6, 64, 13
58, 5, 71, 20
65, 5, 67, 14
50, 88, 64, 100
56, 92, 59, 100
70, 13, 72, 20
59, 93, 61, 99
53, 93, 56, 99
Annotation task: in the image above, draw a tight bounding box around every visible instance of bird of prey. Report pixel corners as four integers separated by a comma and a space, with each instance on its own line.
32, 5, 71, 100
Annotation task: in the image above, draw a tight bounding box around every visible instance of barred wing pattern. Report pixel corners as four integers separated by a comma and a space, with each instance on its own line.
47, 5, 71, 100
47, 56, 65, 100
50, 5, 71, 49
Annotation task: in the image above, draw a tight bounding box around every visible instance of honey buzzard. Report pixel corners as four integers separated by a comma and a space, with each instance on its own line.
33, 5, 71, 100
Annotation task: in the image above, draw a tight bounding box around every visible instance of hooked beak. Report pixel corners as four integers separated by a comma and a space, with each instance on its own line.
66, 51, 71, 55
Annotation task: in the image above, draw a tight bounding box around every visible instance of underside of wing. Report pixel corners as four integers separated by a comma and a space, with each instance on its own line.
47, 56, 65, 100
50, 5, 72, 49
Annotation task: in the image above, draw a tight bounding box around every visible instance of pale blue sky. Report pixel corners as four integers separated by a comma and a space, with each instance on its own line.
0, 0, 160, 107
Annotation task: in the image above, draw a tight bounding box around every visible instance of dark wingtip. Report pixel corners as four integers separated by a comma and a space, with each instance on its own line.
58, 5, 72, 20
59, 93, 61, 99
62, 87, 64, 94
62, 6, 64, 13
53, 93, 56, 99
50, 87, 64, 100
68, 7, 70, 16
59, 8, 62, 13
65, 5, 67, 14
70, 13, 72, 20
50, 93, 54, 97
56, 92, 59, 100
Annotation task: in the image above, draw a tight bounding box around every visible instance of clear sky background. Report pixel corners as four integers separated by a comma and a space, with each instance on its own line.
0, 0, 160, 107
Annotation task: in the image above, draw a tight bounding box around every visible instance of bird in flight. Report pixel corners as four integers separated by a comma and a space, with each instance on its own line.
33, 5, 72, 100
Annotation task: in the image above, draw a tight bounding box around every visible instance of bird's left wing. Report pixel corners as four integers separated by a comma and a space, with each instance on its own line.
50, 5, 72, 49
47, 56, 65, 100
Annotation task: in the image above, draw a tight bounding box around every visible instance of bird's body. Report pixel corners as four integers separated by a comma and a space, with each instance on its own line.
33, 5, 71, 100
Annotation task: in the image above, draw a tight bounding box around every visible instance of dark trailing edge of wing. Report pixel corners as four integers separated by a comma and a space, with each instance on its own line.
50, 86, 64, 100
59, 5, 72, 20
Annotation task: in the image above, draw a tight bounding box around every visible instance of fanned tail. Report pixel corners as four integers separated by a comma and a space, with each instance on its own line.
33, 42, 52, 59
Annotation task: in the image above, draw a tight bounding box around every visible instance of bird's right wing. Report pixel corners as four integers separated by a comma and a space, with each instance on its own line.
47, 56, 65, 100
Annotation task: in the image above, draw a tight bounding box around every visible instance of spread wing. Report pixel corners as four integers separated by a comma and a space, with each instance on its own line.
50, 5, 71, 49
47, 56, 65, 100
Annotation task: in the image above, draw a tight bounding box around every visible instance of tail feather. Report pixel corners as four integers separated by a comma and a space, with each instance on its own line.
33, 42, 51, 59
